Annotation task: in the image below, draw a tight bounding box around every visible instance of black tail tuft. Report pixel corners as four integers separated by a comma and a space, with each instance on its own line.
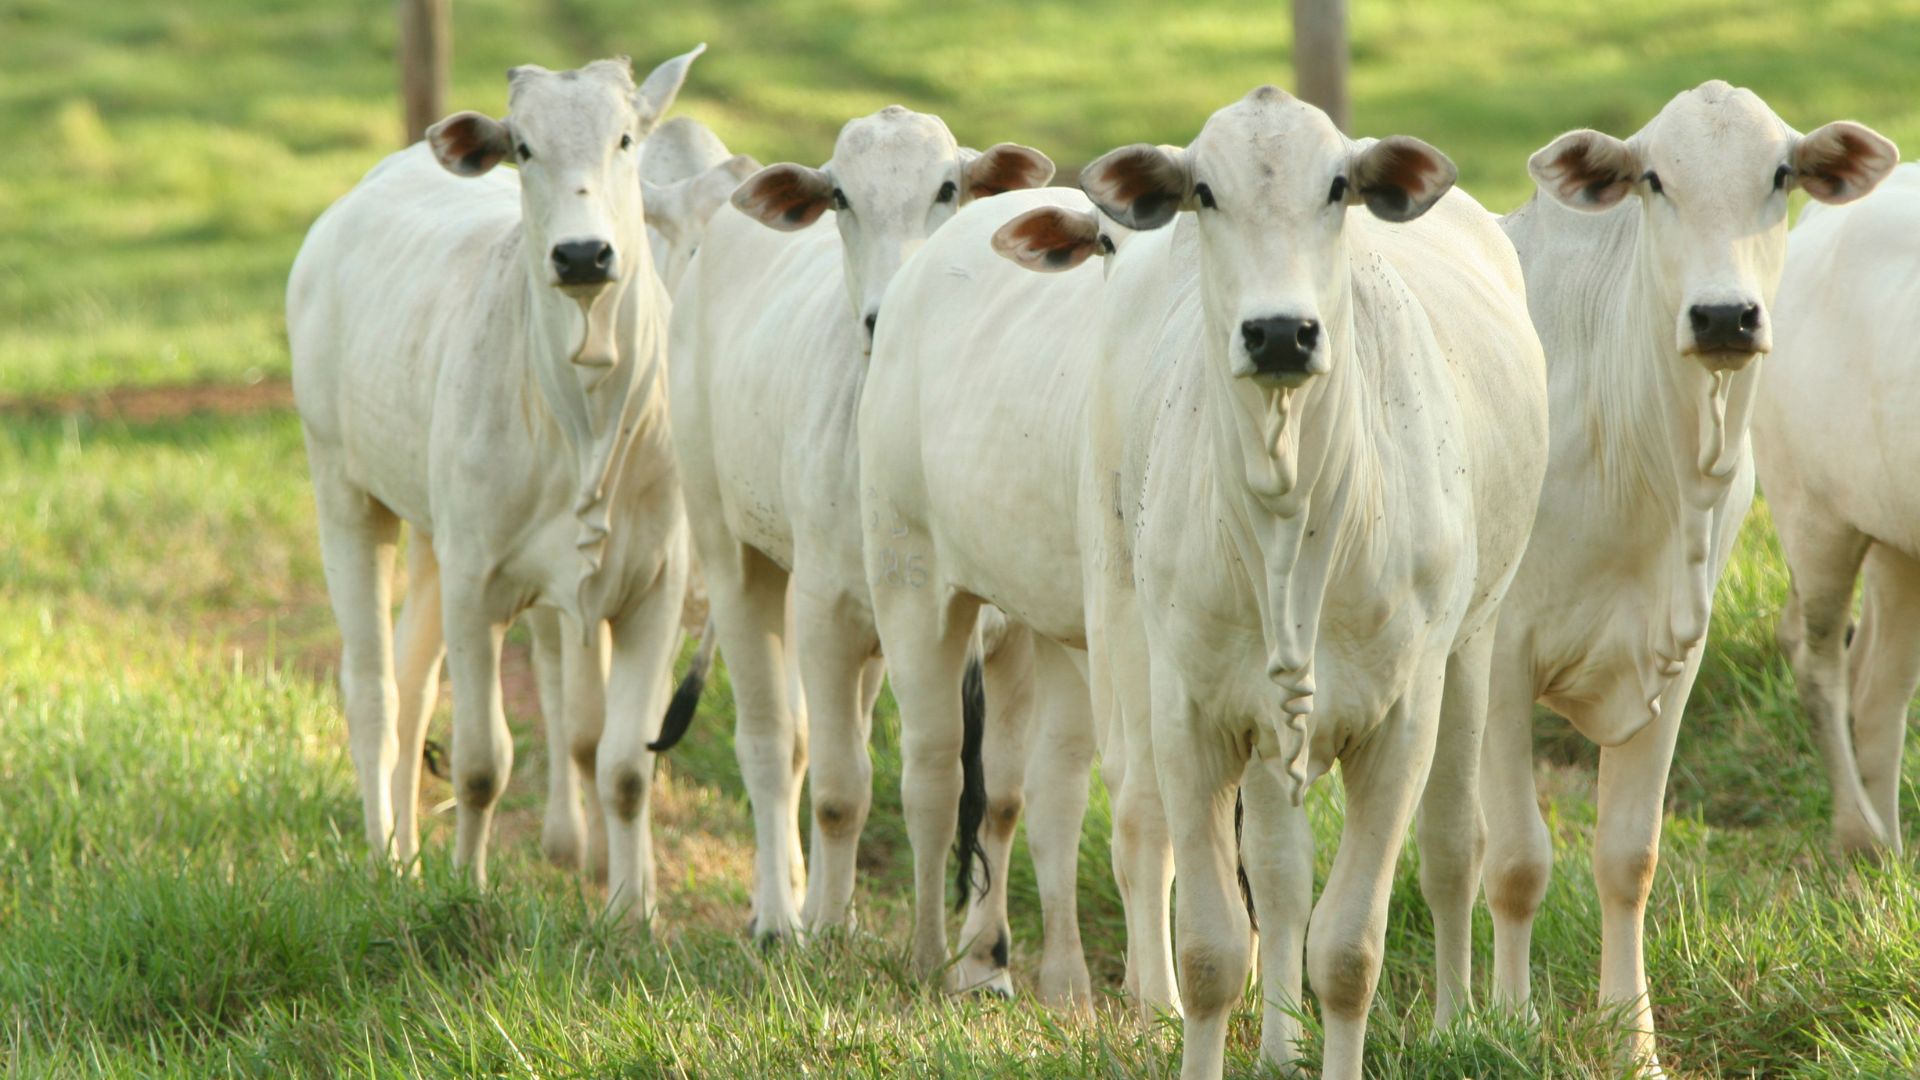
648, 619, 716, 753
422, 738, 451, 781
953, 655, 990, 913
1235, 790, 1257, 933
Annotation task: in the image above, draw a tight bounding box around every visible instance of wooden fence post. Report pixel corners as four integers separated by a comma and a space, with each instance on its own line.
1292, 0, 1349, 132
398, 0, 451, 144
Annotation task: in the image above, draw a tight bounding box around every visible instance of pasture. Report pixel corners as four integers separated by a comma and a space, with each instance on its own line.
3, 0, 1920, 1075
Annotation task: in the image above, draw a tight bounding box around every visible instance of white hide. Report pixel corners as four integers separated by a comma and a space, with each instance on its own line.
667, 105, 1054, 968
1755, 163, 1920, 857
288, 50, 703, 923
1072, 88, 1548, 1080
1485, 80, 1897, 1073
857, 187, 1150, 1009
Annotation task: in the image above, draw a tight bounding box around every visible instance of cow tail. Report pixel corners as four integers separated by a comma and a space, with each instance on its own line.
649, 616, 717, 753
952, 643, 990, 913
1235, 790, 1257, 933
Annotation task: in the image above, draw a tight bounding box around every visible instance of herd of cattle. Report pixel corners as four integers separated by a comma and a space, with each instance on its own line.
284, 44, 1915, 1078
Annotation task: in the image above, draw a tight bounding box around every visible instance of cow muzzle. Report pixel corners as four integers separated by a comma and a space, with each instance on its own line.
552, 239, 618, 292
1682, 302, 1767, 371
1239, 316, 1323, 387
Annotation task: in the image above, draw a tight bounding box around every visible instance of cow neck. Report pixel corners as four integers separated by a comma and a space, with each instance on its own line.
1571, 209, 1761, 677
520, 225, 669, 636
1204, 291, 1374, 805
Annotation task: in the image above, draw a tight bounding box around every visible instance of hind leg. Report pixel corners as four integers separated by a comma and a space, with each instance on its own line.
1852, 545, 1920, 856
793, 583, 880, 933
391, 531, 446, 868
956, 615, 1035, 996
310, 461, 403, 861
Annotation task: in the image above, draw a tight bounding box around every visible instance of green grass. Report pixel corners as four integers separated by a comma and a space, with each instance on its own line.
6, 0, 1920, 1075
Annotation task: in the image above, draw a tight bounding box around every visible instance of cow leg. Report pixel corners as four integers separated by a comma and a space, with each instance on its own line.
311, 469, 403, 862
955, 617, 1033, 996
873, 580, 982, 984
1241, 751, 1312, 1070
1851, 545, 1920, 855
599, 554, 689, 924
391, 531, 446, 868
707, 546, 804, 939
1109, 593, 1178, 1018
859, 654, 887, 725
1418, 625, 1494, 1027
1154, 667, 1249, 1080
528, 608, 584, 871
783, 595, 810, 916
441, 579, 511, 887
1024, 638, 1097, 1011
1482, 646, 1549, 1014
1593, 658, 1693, 1077
1776, 511, 1883, 853
792, 585, 879, 933
565, 618, 612, 883
1312, 674, 1443, 1080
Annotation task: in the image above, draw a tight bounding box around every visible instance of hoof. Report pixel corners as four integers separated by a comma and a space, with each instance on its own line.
969, 981, 1015, 1002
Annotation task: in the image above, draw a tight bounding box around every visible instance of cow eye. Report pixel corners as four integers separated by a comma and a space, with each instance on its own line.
936, 180, 957, 204
1642, 170, 1663, 196
831, 187, 849, 211
1098, 234, 1116, 255
1194, 183, 1217, 210
517, 142, 533, 162
620, 133, 633, 151
1773, 163, 1792, 192
1328, 175, 1349, 204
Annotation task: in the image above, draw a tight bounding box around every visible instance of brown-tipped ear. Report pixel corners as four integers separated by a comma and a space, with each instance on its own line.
1081, 144, 1190, 231
1350, 135, 1457, 223
963, 143, 1055, 200
731, 163, 835, 231
992, 206, 1102, 272
1794, 121, 1900, 205
1529, 129, 1637, 212
428, 112, 512, 177
634, 43, 706, 134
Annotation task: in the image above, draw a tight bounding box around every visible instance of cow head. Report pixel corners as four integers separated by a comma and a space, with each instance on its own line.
428, 47, 704, 302
1082, 87, 1454, 396
1529, 80, 1897, 371
732, 106, 1054, 349
643, 153, 760, 292
990, 199, 1137, 277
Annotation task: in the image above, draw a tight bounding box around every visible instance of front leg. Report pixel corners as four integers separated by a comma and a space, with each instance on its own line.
1593, 659, 1691, 1077
441, 580, 511, 887
1309, 669, 1443, 1080
600, 555, 691, 924
1416, 625, 1494, 1027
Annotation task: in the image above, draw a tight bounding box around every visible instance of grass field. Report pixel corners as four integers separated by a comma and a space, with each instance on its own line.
4, 0, 1920, 1076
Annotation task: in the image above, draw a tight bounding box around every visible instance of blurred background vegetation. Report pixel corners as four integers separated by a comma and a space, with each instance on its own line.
4, 1, 1920, 1075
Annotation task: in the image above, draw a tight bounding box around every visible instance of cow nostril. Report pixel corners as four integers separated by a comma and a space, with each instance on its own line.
594, 244, 613, 268
1690, 308, 1711, 334
1242, 321, 1267, 353
1296, 321, 1320, 351
1739, 304, 1761, 332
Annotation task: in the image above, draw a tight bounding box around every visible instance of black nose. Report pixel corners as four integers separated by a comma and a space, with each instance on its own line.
864, 312, 879, 338
1241, 316, 1320, 378
552, 240, 615, 286
1688, 303, 1762, 352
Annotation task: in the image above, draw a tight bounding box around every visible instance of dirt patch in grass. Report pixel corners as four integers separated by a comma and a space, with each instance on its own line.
0, 379, 295, 422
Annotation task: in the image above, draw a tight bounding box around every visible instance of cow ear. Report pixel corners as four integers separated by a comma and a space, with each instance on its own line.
428, 112, 513, 177
641, 177, 691, 242
688, 154, 760, 223
992, 206, 1102, 272
1794, 121, 1899, 205
1081, 143, 1192, 231
962, 143, 1055, 201
1529, 129, 1637, 212
732, 163, 836, 231
1350, 135, 1456, 223
633, 43, 706, 135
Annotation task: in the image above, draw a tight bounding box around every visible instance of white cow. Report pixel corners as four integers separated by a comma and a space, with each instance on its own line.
666, 105, 1054, 975
858, 186, 1161, 1008
530, 115, 752, 877
1067, 89, 1548, 1079
1756, 162, 1920, 858
288, 49, 705, 923
1484, 80, 1896, 1071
